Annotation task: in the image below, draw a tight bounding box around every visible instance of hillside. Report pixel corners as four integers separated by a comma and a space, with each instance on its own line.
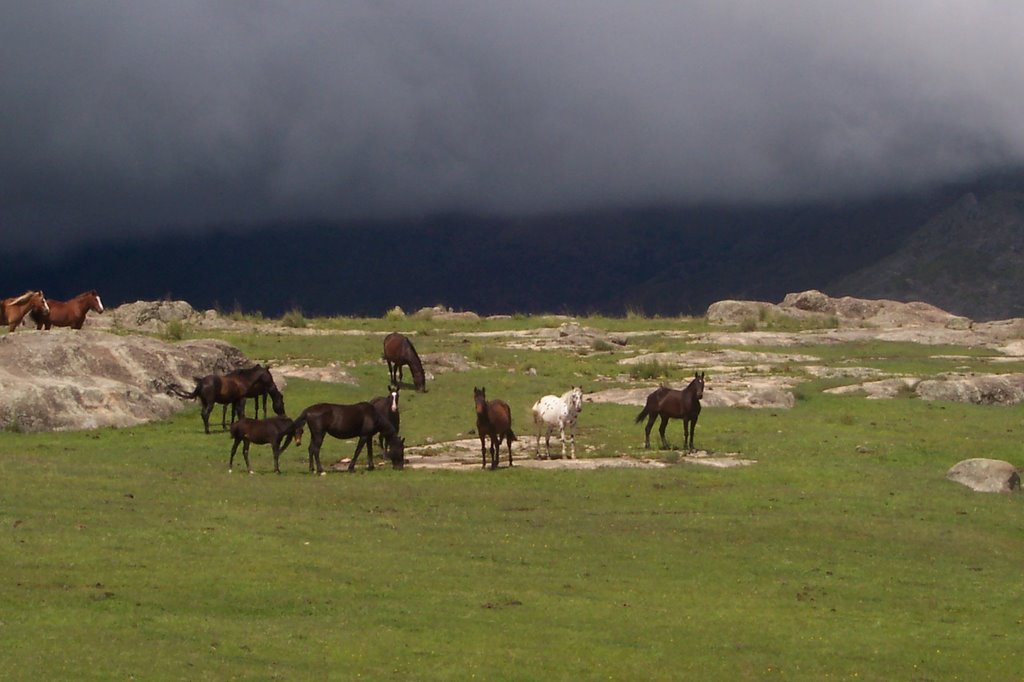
3, 171, 1024, 319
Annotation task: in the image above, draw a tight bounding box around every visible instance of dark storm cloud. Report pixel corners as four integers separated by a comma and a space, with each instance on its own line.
3, 1, 1024, 249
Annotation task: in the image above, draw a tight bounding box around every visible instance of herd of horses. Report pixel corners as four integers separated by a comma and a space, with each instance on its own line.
169, 329, 707, 475
0, 289, 105, 332
0, 292, 706, 471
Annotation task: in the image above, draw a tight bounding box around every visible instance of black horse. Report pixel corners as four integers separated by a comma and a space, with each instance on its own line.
370, 384, 400, 451
383, 332, 426, 392
284, 402, 404, 474
635, 371, 705, 452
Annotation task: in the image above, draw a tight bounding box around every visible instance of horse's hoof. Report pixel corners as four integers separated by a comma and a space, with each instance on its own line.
318, 471, 326, 477
248, 470, 254, 475
228, 469, 233, 474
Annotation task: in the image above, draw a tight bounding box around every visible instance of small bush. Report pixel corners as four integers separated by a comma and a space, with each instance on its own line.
163, 319, 187, 341
592, 338, 615, 352
629, 360, 666, 381
384, 306, 406, 320
739, 317, 758, 332
281, 309, 307, 328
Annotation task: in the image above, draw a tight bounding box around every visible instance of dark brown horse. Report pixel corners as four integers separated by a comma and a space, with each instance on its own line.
283, 402, 404, 475
228, 365, 285, 424
170, 365, 285, 433
228, 415, 304, 474
370, 384, 400, 451
383, 332, 426, 392
0, 290, 48, 332
474, 386, 517, 470
635, 371, 705, 452
29, 289, 104, 330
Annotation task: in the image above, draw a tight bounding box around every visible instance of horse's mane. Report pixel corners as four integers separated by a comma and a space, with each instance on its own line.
8, 290, 39, 305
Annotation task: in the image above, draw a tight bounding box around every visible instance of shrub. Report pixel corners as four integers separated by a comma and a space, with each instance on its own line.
281, 309, 307, 328
739, 317, 758, 332
629, 360, 666, 381
163, 319, 187, 341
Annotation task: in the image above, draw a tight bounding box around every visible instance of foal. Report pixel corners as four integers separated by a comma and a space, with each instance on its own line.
474, 386, 517, 470
228, 416, 304, 474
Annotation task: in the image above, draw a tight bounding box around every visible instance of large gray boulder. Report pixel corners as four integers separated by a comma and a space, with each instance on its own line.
947, 458, 1020, 493
0, 330, 250, 431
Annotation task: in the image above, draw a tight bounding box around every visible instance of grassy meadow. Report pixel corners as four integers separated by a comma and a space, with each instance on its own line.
2, 313, 1022, 680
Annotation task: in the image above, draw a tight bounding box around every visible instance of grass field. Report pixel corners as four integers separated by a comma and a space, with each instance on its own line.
2, 315, 1022, 680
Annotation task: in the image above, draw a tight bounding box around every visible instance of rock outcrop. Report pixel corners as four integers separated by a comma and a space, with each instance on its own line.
0, 330, 250, 431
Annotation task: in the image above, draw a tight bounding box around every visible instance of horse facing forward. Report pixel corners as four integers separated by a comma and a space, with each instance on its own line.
370, 384, 400, 451
383, 332, 427, 392
30, 289, 104, 330
0, 291, 48, 332
474, 386, 517, 470
532, 386, 584, 459
635, 371, 705, 452
283, 402, 404, 475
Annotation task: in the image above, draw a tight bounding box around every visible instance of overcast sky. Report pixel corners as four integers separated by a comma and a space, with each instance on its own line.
3, 1, 1024, 251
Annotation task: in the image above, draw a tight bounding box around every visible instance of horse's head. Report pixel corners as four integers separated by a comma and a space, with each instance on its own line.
690, 371, 706, 399
386, 436, 406, 469
292, 424, 304, 447
474, 386, 487, 414
89, 290, 104, 314
270, 388, 286, 416
570, 386, 584, 413
32, 291, 49, 315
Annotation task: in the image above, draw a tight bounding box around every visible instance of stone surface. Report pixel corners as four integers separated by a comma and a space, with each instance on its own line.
946, 458, 1020, 493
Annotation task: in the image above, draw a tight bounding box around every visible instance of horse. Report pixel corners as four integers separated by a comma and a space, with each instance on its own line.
531, 386, 584, 459
228, 415, 304, 474
29, 289, 103, 330
283, 402, 405, 475
227, 365, 285, 424
370, 384, 400, 451
383, 332, 427, 392
0, 291, 49, 332
169, 365, 284, 433
474, 386, 517, 470
635, 372, 705, 452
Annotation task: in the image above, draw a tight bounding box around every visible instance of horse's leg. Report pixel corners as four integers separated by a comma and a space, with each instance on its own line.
221, 403, 229, 430
559, 420, 567, 459
309, 433, 325, 475
643, 414, 657, 449
688, 415, 698, 453
271, 440, 282, 474
229, 437, 242, 472
242, 441, 253, 475
658, 416, 670, 449
506, 433, 514, 468
201, 401, 214, 434
480, 435, 488, 469
490, 436, 499, 470
348, 438, 366, 471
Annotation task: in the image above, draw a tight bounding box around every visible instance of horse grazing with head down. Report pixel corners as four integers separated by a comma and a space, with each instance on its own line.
635, 371, 705, 452
30, 289, 104, 330
532, 386, 584, 459
228, 415, 304, 475
283, 402, 405, 475
383, 332, 426, 392
169, 365, 285, 434
474, 386, 517, 470
0, 291, 48, 332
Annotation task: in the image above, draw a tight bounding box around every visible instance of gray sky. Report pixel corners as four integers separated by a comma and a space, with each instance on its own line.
3, 1, 1024, 250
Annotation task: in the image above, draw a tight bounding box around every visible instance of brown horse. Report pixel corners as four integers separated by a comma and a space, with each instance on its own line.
0, 290, 49, 332
227, 365, 285, 424
383, 332, 426, 392
635, 371, 705, 452
370, 384, 400, 451
170, 365, 285, 433
228, 416, 304, 474
283, 402, 404, 474
30, 289, 104, 330
474, 386, 517, 470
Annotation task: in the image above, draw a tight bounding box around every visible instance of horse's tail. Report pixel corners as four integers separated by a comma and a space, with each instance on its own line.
506, 428, 517, 443
168, 378, 202, 400
280, 410, 309, 450
634, 406, 650, 424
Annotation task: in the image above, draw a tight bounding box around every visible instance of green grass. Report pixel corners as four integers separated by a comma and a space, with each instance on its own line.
1, 317, 1023, 679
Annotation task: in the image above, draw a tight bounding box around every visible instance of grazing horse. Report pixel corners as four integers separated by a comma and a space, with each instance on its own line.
383, 332, 427, 392
370, 384, 400, 451
228, 365, 285, 424
0, 291, 48, 332
635, 372, 705, 452
532, 385, 584, 459
474, 386, 517, 470
283, 402, 405, 475
169, 365, 284, 433
29, 289, 104, 330
228, 416, 304, 474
